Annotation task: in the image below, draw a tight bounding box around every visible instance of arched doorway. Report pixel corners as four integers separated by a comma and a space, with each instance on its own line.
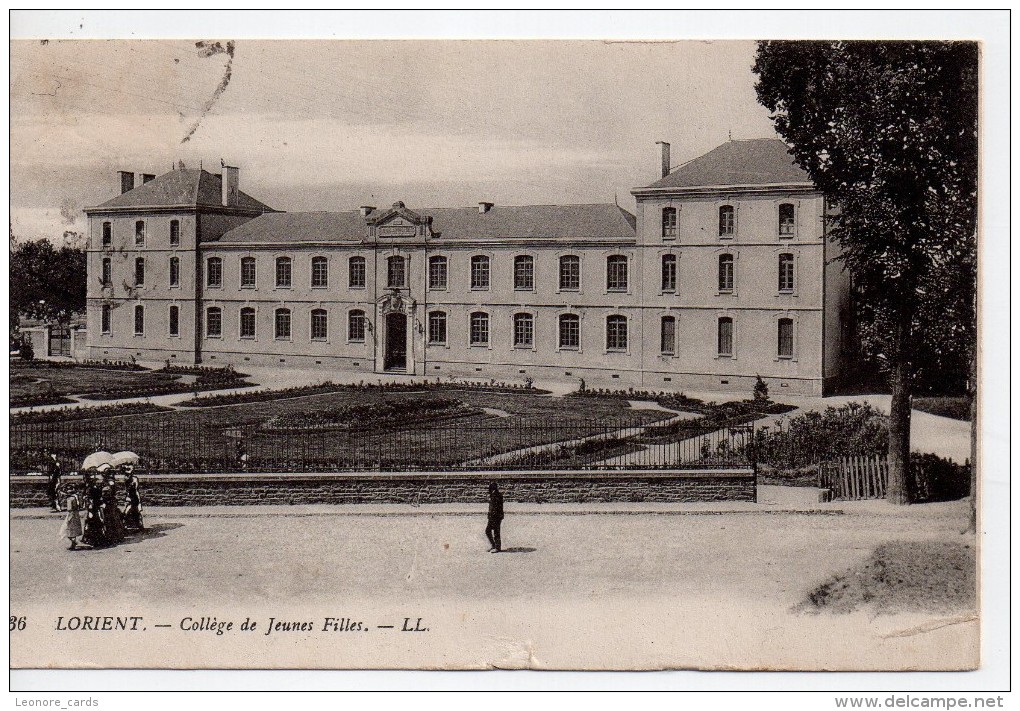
384, 312, 408, 371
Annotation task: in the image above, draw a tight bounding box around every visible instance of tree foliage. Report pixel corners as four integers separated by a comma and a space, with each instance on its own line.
754, 41, 977, 393
753, 41, 978, 503
10, 235, 87, 324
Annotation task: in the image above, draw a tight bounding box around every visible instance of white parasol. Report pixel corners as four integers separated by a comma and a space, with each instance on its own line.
81, 451, 114, 470
109, 451, 140, 467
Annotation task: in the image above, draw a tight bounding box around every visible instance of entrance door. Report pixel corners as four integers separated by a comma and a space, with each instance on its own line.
384, 313, 407, 371
48, 326, 71, 357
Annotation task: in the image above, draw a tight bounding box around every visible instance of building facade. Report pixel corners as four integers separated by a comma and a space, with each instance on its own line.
85, 140, 852, 395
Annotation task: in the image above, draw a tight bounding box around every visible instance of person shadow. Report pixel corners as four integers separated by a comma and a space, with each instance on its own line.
128, 522, 183, 541
499, 546, 537, 554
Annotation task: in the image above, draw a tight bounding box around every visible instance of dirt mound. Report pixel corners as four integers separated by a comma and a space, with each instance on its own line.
802, 540, 976, 615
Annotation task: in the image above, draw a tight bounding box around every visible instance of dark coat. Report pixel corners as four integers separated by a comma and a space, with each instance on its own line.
487, 489, 504, 521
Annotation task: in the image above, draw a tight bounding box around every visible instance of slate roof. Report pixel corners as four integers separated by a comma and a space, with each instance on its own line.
213, 204, 636, 245
643, 138, 812, 190
89, 169, 275, 213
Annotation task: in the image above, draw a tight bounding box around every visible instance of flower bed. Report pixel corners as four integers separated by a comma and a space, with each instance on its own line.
11, 358, 147, 372
80, 380, 255, 401
11, 402, 175, 425
179, 379, 547, 409
261, 397, 477, 433
10, 393, 77, 408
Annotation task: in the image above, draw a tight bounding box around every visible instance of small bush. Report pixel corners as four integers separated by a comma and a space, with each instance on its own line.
911, 453, 971, 502
19, 335, 34, 361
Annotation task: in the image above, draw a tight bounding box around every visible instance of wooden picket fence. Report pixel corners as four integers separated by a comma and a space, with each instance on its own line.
819, 455, 888, 500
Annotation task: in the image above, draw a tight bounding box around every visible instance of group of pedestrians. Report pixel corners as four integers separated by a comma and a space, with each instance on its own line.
54, 461, 145, 550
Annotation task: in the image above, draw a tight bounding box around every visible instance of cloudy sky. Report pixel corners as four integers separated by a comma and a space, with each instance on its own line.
10, 39, 778, 241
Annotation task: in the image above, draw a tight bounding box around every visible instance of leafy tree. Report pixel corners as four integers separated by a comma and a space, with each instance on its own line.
753, 41, 978, 504
10, 235, 87, 326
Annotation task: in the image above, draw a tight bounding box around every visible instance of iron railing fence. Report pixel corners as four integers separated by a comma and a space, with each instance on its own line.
11, 415, 758, 474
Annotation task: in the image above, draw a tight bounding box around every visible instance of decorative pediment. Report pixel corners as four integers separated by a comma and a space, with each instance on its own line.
367, 201, 432, 239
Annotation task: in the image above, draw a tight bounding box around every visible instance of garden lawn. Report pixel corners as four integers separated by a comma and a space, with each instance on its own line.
10, 363, 179, 404
11, 388, 668, 472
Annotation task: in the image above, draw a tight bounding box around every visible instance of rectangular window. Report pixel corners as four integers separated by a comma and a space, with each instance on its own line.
718, 317, 734, 357
348, 311, 366, 342
134, 220, 145, 246
513, 313, 534, 347
169, 305, 179, 337
514, 256, 534, 291
134, 257, 145, 287
778, 318, 794, 358
240, 308, 256, 339
206, 257, 222, 288
388, 256, 406, 288
662, 207, 678, 239
101, 258, 112, 287
170, 220, 180, 246
133, 305, 144, 336
349, 257, 366, 288
311, 257, 328, 288
559, 256, 581, 291
606, 256, 628, 292
469, 312, 489, 346
606, 315, 628, 351
428, 257, 448, 290
470, 256, 490, 290
661, 316, 676, 355
779, 203, 796, 237
102, 222, 112, 247
101, 305, 112, 334
241, 257, 256, 288
275, 309, 291, 340
206, 308, 222, 338
661, 254, 677, 292
276, 258, 292, 288
718, 255, 734, 293
169, 257, 180, 287
311, 309, 328, 341
719, 206, 735, 237
559, 314, 580, 350
428, 311, 447, 345
778, 254, 795, 292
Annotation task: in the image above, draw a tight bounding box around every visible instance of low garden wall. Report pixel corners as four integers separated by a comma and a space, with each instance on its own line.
10, 469, 755, 508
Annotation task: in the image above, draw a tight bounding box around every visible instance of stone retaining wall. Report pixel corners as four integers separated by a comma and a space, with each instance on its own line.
9, 470, 756, 508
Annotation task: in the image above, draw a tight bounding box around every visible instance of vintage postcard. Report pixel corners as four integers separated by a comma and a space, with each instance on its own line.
9, 33, 985, 675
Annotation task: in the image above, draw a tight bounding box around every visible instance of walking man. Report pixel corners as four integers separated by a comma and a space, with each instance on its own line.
485, 481, 504, 553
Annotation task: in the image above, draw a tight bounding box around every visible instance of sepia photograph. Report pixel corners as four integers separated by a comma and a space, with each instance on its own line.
6, 9, 1008, 698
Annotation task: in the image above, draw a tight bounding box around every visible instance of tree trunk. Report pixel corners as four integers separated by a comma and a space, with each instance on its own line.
886, 320, 914, 505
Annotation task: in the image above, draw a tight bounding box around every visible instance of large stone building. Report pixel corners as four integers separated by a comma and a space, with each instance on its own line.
84, 139, 852, 395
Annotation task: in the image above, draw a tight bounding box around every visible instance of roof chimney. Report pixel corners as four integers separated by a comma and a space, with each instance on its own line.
656, 141, 671, 179
118, 171, 135, 194
141, 173, 156, 184
359, 206, 376, 217
478, 201, 494, 214
221, 165, 239, 207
